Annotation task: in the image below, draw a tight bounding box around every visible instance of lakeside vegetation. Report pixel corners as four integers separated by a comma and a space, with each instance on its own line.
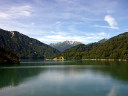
56, 32, 128, 60
0, 46, 19, 64
0, 28, 128, 61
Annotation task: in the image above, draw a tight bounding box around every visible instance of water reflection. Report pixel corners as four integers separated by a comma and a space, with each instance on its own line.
107, 86, 118, 96
0, 60, 128, 96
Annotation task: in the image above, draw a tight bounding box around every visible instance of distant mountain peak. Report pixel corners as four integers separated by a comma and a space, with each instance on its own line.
50, 40, 82, 52
64, 40, 81, 45
56, 32, 128, 60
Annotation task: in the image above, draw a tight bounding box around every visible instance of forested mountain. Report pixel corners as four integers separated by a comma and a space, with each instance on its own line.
56, 33, 128, 60
49, 40, 82, 52
0, 46, 19, 64
0, 29, 60, 59
57, 41, 104, 59
85, 32, 128, 59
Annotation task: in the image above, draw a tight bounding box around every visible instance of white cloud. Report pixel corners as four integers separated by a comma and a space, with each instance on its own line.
36, 32, 108, 44
0, 5, 32, 19
10, 5, 31, 17
97, 32, 107, 36
0, 0, 120, 44
94, 25, 112, 29
31, 22, 35, 25
0, 13, 9, 19
94, 15, 119, 29
104, 15, 119, 29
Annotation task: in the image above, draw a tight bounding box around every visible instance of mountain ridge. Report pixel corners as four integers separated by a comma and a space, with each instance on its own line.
55, 33, 128, 60
0, 28, 60, 59
49, 40, 82, 52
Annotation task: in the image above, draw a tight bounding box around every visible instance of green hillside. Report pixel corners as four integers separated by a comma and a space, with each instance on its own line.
84, 32, 128, 59
57, 42, 101, 59
56, 33, 128, 60
0, 46, 19, 64
0, 29, 60, 59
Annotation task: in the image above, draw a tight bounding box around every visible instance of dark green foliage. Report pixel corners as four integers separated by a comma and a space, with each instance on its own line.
0, 46, 19, 64
0, 29, 60, 59
86, 32, 128, 59
57, 42, 101, 59
57, 32, 128, 59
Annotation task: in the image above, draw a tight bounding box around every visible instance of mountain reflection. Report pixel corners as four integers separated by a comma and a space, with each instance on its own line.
0, 60, 128, 96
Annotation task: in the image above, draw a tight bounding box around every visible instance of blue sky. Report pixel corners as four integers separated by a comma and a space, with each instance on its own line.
0, 0, 128, 44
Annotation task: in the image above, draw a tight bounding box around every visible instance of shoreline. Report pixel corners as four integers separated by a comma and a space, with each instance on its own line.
45, 58, 128, 61
82, 59, 128, 61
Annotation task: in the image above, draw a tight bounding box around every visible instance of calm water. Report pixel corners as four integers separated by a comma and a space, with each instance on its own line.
0, 60, 128, 96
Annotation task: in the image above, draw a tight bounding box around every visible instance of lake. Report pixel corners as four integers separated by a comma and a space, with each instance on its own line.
0, 60, 128, 96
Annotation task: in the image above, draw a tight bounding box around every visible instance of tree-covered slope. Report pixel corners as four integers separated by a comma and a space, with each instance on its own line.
57, 42, 101, 59
0, 29, 60, 59
0, 46, 19, 64
57, 33, 128, 60
84, 32, 128, 59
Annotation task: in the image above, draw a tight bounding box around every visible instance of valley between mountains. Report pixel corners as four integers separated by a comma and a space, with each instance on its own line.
0, 28, 128, 64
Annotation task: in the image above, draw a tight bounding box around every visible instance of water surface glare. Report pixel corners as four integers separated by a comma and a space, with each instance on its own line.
0, 60, 128, 96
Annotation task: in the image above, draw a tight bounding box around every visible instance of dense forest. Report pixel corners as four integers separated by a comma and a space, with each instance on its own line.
56, 33, 128, 60
0, 29, 60, 59
1, 28, 128, 60
56, 41, 103, 59
0, 46, 19, 64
